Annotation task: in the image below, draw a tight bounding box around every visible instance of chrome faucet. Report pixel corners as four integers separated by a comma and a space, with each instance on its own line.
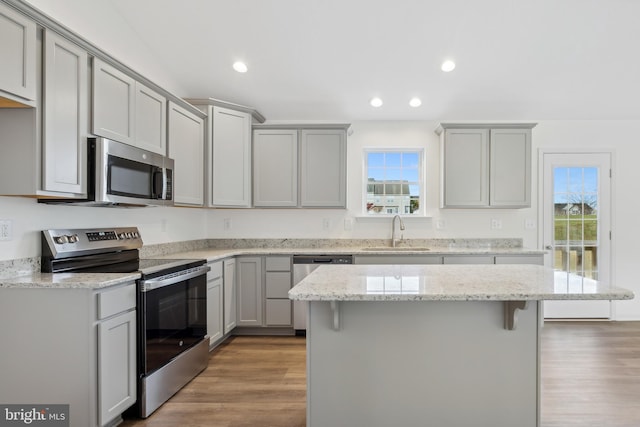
391, 214, 405, 247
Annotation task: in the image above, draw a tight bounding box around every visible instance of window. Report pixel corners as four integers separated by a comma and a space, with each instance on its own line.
364, 150, 423, 215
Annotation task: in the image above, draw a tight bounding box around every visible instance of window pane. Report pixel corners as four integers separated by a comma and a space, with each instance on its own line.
364, 150, 423, 215
368, 152, 385, 167
386, 153, 401, 167
402, 153, 419, 168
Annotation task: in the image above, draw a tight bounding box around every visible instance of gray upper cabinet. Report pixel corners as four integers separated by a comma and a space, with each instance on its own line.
0, 3, 36, 103
210, 106, 252, 207
134, 82, 167, 154
253, 129, 298, 207
92, 58, 135, 145
92, 58, 167, 154
300, 129, 347, 207
437, 123, 536, 208
168, 101, 205, 206
252, 125, 349, 208
42, 30, 88, 195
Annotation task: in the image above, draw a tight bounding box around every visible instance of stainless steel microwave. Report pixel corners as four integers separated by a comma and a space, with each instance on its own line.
41, 138, 174, 207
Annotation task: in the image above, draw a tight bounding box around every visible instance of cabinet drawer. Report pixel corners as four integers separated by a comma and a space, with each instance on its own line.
265, 256, 291, 271
265, 299, 292, 326
207, 261, 223, 280
97, 283, 136, 320
265, 272, 291, 298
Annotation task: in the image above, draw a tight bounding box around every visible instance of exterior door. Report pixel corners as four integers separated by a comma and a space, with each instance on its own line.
542, 152, 612, 318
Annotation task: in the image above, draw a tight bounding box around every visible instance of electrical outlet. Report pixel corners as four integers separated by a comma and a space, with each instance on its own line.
525, 219, 536, 230
435, 219, 446, 230
490, 219, 502, 230
223, 218, 232, 230
322, 218, 331, 231
0, 220, 13, 241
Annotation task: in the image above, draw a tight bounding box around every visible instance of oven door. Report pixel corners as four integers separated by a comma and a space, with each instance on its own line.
139, 265, 208, 375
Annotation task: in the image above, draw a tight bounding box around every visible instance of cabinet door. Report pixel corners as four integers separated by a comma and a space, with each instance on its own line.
223, 258, 237, 333
253, 129, 298, 207
92, 58, 135, 144
265, 299, 292, 326
300, 129, 347, 207
98, 310, 136, 426
168, 101, 205, 206
0, 4, 36, 101
442, 128, 489, 207
236, 257, 263, 327
211, 106, 251, 207
207, 276, 223, 346
135, 82, 167, 155
489, 128, 531, 207
42, 30, 88, 194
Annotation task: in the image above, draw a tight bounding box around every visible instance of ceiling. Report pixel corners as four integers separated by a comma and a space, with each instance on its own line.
107, 0, 640, 122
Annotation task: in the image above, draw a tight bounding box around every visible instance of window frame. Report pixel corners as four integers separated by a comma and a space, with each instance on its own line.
362, 148, 425, 217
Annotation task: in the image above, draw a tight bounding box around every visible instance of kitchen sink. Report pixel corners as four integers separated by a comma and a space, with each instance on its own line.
362, 247, 431, 251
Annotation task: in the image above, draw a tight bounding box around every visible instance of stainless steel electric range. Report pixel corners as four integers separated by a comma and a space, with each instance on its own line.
41, 227, 210, 418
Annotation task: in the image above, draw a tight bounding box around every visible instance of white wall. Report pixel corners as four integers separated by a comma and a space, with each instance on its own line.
0, 197, 208, 260
22, 0, 186, 96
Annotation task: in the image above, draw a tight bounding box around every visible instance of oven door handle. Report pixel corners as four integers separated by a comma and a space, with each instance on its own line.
140, 265, 210, 292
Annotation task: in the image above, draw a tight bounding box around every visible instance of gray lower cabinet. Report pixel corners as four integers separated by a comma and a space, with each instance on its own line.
264, 256, 292, 326
207, 261, 224, 346
0, 2, 36, 102
223, 258, 237, 333
356, 254, 544, 265
354, 255, 444, 265
236, 256, 293, 329
236, 256, 263, 326
495, 255, 544, 265
0, 282, 137, 427
443, 255, 494, 264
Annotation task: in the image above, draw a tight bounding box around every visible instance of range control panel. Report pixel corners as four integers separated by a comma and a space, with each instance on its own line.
42, 227, 143, 258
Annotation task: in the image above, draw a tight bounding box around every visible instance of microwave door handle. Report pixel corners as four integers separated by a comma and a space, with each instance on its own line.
152, 167, 165, 199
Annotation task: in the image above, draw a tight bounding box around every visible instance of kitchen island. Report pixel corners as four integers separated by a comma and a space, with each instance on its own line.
289, 264, 633, 427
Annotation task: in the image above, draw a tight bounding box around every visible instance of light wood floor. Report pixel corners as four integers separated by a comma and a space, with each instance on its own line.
121, 322, 640, 427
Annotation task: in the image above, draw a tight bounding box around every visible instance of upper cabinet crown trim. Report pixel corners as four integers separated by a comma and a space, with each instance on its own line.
185, 97, 265, 124
435, 123, 538, 135
2, 0, 204, 119
253, 123, 352, 131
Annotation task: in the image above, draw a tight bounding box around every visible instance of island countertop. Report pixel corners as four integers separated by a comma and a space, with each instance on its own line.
288, 264, 634, 302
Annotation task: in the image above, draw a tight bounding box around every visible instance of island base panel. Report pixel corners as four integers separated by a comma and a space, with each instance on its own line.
307, 300, 540, 427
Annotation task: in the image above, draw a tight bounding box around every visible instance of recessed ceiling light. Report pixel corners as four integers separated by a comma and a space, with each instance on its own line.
441, 60, 456, 72
409, 97, 422, 107
233, 61, 248, 73
370, 97, 383, 107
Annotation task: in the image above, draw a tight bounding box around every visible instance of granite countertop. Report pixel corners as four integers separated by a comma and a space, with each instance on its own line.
288, 264, 634, 302
149, 246, 545, 263
0, 239, 544, 289
0, 271, 140, 289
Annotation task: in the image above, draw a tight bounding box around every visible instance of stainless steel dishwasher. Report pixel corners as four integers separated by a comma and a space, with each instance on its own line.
292, 254, 353, 333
